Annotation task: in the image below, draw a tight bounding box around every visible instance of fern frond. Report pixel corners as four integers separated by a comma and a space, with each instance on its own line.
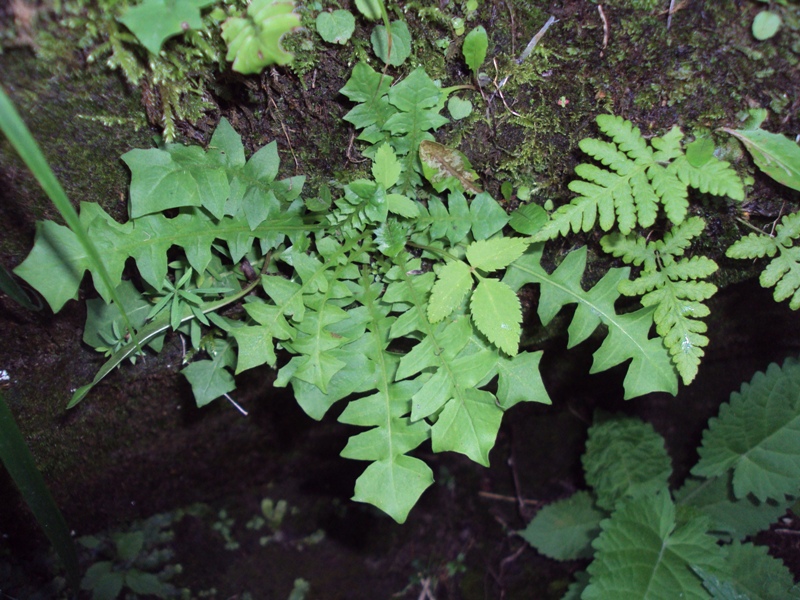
532, 116, 744, 241
727, 211, 800, 309
601, 217, 717, 385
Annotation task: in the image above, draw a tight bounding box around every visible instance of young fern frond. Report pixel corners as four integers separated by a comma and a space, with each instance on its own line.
727, 211, 800, 309
532, 115, 744, 241
600, 216, 717, 385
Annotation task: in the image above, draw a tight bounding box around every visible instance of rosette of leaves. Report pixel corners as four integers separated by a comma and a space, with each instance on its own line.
521, 358, 800, 599
531, 116, 744, 241
600, 216, 717, 385
727, 211, 800, 310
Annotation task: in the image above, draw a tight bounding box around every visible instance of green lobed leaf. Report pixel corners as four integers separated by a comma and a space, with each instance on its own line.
221, 0, 301, 74
447, 96, 473, 120
181, 339, 237, 407
508, 203, 547, 235
693, 358, 800, 503
722, 126, 800, 193
462, 26, 488, 76
118, 0, 215, 55
504, 245, 678, 399
495, 350, 550, 409
470, 279, 522, 355
469, 192, 508, 240
583, 416, 672, 510
583, 492, 724, 600
373, 143, 402, 189
519, 491, 605, 561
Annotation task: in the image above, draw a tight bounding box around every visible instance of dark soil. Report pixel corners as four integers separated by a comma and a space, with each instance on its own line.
1, 1, 800, 598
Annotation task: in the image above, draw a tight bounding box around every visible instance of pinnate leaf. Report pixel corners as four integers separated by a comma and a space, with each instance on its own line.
470, 279, 521, 355
495, 350, 550, 409
181, 339, 236, 407
693, 358, 800, 503
727, 212, 800, 310
504, 245, 678, 398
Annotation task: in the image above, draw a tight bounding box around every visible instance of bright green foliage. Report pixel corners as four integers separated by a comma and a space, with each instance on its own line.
118, 0, 215, 55
601, 217, 718, 385
315, 9, 355, 45
727, 212, 800, 309
427, 236, 528, 354
503, 245, 678, 399
221, 0, 301, 73
462, 25, 488, 77
523, 361, 800, 599
752, 11, 783, 41
583, 417, 671, 511
532, 115, 744, 240
340, 62, 450, 195
722, 123, 800, 193
693, 358, 800, 503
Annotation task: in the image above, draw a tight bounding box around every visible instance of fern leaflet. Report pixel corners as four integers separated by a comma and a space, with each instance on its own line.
531, 115, 744, 240
600, 216, 717, 385
727, 211, 800, 309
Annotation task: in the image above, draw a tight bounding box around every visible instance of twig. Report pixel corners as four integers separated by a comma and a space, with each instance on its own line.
492, 58, 522, 117
667, 0, 676, 29
517, 16, 557, 64
775, 528, 800, 535
505, 0, 516, 57
598, 4, 609, 52
478, 491, 541, 506
269, 96, 299, 171
223, 392, 248, 416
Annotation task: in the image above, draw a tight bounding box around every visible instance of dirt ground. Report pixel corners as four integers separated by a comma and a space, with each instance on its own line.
1, 0, 800, 598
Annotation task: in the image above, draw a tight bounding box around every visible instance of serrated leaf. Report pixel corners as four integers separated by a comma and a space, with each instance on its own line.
719, 541, 800, 600
419, 140, 482, 195
462, 25, 488, 76
371, 20, 412, 67
583, 417, 672, 510
427, 260, 473, 322
495, 350, 550, 409
466, 237, 529, 272
693, 358, 800, 503
519, 491, 604, 560
583, 492, 724, 600
315, 9, 355, 44
723, 126, 800, 192
221, 0, 300, 74
470, 279, 521, 355
118, 0, 215, 55
676, 473, 794, 541
373, 143, 402, 189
